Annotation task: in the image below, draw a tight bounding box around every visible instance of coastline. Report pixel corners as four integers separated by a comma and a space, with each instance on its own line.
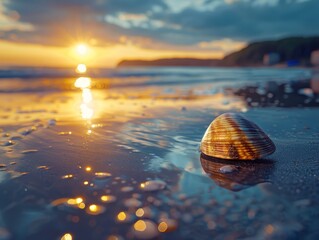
0, 67, 319, 239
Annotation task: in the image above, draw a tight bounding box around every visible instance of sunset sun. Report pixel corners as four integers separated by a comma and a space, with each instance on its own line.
75, 43, 88, 56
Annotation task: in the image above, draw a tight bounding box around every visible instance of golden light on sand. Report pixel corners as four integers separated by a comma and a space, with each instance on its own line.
81, 103, 94, 119
61, 233, 72, 240
158, 222, 168, 232
75, 44, 88, 56
82, 88, 93, 103
67, 197, 83, 205
86, 204, 107, 215
135, 208, 145, 217
117, 212, 127, 221
76, 63, 87, 74
89, 204, 97, 212
101, 195, 109, 202
74, 77, 95, 120
76, 197, 83, 204
100, 195, 116, 203
78, 203, 86, 209
74, 77, 91, 89
134, 220, 147, 232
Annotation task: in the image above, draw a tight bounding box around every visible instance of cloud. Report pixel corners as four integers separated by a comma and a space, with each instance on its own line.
147, 0, 319, 43
1, 0, 168, 46
0, 1, 33, 32
198, 39, 246, 53
1, 0, 318, 51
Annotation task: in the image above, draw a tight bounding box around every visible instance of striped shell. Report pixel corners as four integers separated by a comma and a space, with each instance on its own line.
200, 113, 276, 160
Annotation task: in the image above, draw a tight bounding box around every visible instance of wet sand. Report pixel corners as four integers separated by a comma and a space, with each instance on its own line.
0, 69, 319, 239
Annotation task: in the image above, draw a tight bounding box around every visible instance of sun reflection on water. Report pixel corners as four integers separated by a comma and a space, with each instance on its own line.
76, 63, 87, 74
74, 77, 95, 123
74, 77, 91, 89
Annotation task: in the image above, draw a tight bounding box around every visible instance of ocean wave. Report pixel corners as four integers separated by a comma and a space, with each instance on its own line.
0, 67, 312, 93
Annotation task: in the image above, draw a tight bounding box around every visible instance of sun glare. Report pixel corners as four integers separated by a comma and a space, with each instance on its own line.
76, 63, 87, 73
76, 44, 88, 56
74, 77, 91, 89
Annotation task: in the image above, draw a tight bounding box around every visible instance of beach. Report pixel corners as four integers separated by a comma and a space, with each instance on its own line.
0, 67, 319, 239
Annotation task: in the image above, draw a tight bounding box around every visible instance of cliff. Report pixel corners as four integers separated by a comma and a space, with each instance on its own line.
117, 36, 319, 67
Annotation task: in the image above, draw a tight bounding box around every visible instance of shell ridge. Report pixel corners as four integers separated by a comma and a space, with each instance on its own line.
200, 113, 276, 160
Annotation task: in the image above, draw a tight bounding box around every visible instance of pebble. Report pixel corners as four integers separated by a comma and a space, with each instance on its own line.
18, 127, 36, 136
132, 220, 159, 240
58, 131, 72, 135
140, 180, 166, 192
37, 166, 49, 170
219, 165, 239, 174
121, 186, 134, 192
2, 140, 15, 146
0, 164, 6, 169
0, 227, 10, 240
48, 119, 56, 126
107, 235, 124, 240
157, 218, 178, 233
61, 174, 74, 179
100, 195, 117, 203
94, 172, 112, 179
21, 149, 38, 154
86, 204, 106, 215
124, 198, 142, 208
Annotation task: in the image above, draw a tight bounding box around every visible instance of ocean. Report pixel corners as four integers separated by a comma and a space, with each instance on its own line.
0, 67, 318, 240
0, 66, 311, 93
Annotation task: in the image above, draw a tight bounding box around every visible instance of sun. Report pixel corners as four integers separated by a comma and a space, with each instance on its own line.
75, 44, 88, 56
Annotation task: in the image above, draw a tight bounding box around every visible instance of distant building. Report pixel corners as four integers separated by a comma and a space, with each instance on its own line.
263, 53, 280, 66
311, 50, 319, 66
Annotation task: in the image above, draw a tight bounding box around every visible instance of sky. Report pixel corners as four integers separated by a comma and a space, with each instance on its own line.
0, 0, 318, 67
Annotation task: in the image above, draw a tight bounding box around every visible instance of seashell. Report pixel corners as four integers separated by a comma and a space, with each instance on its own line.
200, 113, 275, 160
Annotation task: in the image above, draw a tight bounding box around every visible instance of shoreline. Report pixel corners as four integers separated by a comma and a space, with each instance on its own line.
0, 67, 319, 239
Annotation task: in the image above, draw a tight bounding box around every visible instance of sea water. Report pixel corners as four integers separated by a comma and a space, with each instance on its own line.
0, 67, 318, 240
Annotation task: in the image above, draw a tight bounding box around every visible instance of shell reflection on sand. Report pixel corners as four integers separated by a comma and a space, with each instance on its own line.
200, 154, 275, 191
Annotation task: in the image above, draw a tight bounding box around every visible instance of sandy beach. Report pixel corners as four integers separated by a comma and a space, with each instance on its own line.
0, 67, 319, 239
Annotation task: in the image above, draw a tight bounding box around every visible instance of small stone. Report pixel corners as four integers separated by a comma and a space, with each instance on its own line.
21, 149, 38, 154
140, 180, 166, 192
132, 220, 159, 240
48, 119, 56, 126
124, 198, 142, 208
219, 165, 239, 174
121, 186, 134, 192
